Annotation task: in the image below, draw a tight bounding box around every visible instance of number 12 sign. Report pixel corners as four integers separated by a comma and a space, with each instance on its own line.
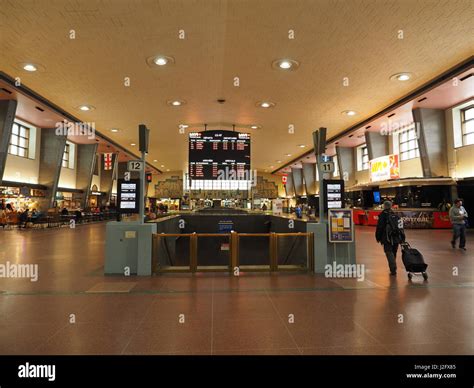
128, 160, 144, 171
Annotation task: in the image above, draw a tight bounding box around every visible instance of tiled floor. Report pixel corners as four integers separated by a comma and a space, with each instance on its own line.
0, 223, 473, 355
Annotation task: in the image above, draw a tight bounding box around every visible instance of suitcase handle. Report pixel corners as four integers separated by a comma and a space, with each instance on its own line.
401, 242, 411, 249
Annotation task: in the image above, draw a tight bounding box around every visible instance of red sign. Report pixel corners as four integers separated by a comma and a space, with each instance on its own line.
282, 175, 287, 184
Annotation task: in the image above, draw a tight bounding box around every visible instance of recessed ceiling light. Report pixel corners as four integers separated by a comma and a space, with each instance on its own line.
23, 64, 37, 72
276, 160, 282, 163
272, 58, 300, 71
110, 128, 119, 133
166, 169, 170, 172
78, 105, 95, 111
270, 165, 275, 168
390, 72, 412, 81
130, 143, 136, 146
257, 101, 275, 108
161, 165, 165, 168
286, 153, 292, 157
168, 99, 186, 106
153, 159, 158, 162
342, 110, 357, 116
298, 144, 306, 148
146, 55, 175, 68
250, 125, 261, 129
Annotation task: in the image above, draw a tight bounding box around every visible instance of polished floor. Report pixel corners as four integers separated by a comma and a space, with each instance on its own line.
0, 223, 473, 355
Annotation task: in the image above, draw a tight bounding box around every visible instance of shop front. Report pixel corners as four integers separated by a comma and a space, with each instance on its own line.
0, 182, 46, 212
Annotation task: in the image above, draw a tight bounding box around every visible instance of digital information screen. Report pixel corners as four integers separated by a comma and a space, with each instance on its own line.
189, 130, 251, 180
117, 179, 140, 213
328, 209, 354, 243
323, 179, 345, 211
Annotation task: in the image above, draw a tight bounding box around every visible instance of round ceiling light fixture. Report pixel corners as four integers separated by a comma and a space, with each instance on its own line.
146, 55, 175, 68
342, 110, 357, 116
130, 143, 136, 146
298, 144, 306, 148
257, 101, 275, 109
250, 125, 262, 129
110, 128, 119, 133
272, 58, 300, 71
390, 72, 412, 81
167, 99, 186, 107
19, 62, 45, 72
78, 105, 95, 112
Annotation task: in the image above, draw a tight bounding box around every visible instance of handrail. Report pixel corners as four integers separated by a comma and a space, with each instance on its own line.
152, 231, 314, 273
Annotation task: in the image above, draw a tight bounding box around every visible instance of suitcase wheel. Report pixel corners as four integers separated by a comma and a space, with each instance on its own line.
408, 273, 413, 280
422, 272, 428, 281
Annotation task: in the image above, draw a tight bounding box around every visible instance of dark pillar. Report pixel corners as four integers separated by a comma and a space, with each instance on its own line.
76, 143, 98, 209
336, 146, 355, 187
412, 108, 448, 177
38, 128, 67, 209
302, 163, 317, 195
0, 99, 18, 184
291, 167, 305, 196
365, 131, 388, 161
285, 171, 296, 197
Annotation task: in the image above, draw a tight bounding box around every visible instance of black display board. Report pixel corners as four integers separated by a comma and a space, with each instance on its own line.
117, 179, 140, 213
189, 130, 251, 180
323, 179, 345, 211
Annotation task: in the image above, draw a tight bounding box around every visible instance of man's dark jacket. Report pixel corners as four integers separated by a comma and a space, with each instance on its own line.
375, 209, 405, 245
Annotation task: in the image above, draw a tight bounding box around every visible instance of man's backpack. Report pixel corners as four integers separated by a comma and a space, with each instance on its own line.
386, 211, 405, 244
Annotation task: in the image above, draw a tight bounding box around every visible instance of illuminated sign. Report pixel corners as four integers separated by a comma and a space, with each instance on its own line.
117, 179, 140, 213
369, 154, 399, 182
282, 175, 287, 184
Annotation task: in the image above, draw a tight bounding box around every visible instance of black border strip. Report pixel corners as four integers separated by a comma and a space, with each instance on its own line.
0, 71, 161, 174
273, 56, 474, 174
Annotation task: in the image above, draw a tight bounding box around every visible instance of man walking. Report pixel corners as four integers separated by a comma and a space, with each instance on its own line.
449, 198, 468, 251
376, 201, 405, 275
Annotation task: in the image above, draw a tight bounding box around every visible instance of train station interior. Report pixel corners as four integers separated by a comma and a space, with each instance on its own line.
0, 0, 473, 359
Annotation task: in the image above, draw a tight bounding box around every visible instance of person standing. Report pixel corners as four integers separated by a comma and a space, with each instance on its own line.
375, 201, 406, 275
449, 198, 468, 250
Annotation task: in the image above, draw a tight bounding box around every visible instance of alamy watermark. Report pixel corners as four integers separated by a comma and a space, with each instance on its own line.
324, 261, 365, 282
55, 120, 95, 139
216, 166, 257, 187
0, 261, 38, 282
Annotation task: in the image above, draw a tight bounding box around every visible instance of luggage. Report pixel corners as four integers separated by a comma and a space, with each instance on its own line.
401, 242, 428, 280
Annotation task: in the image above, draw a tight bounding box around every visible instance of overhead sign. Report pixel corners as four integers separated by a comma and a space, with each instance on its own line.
369, 154, 399, 182
128, 160, 144, 171
117, 179, 140, 213
281, 175, 287, 184
104, 153, 113, 170
188, 130, 251, 180
328, 209, 354, 243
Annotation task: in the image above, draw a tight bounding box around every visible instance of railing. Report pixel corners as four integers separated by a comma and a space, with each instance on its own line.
152, 231, 314, 273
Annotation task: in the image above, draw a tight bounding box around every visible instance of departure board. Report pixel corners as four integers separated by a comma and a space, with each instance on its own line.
189, 130, 251, 179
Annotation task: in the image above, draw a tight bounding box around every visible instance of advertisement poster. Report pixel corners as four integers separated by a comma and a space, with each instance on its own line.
328, 209, 354, 242
272, 198, 283, 215
369, 154, 400, 182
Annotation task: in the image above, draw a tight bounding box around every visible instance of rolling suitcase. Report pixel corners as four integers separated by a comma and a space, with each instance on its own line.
401, 242, 428, 280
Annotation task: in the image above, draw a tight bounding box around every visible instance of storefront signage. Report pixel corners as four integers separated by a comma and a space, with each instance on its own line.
397, 210, 434, 229
117, 179, 140, 213
369, 154, 399, 182
328, 209, 354, 243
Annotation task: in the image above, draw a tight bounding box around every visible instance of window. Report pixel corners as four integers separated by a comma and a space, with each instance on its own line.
357, 144, 369, 171
9, 122, 30, 158
461, 105, 474, 146
332, 156, 339, 177
62, 143, 70, 168
399, 127, 419, 161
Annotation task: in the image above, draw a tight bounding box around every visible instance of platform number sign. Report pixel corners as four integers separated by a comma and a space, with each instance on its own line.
128, 160, 144, 171
320, 161, 334, 173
